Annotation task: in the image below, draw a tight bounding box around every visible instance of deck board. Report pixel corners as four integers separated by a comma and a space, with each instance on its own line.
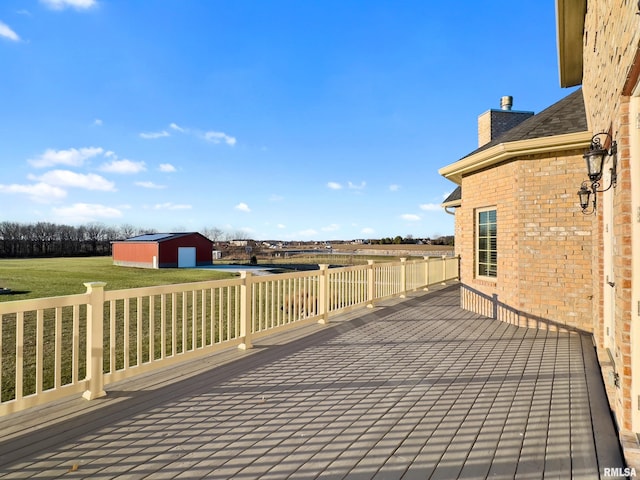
0, 284, 626, 479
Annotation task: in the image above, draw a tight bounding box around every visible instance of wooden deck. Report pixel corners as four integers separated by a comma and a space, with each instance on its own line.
0, 284, 627, 479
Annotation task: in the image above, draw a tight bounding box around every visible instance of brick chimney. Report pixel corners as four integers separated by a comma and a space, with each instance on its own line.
477, 96, 534, 147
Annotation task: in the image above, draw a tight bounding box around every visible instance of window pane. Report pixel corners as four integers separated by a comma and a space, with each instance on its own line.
476, 208, 497, 278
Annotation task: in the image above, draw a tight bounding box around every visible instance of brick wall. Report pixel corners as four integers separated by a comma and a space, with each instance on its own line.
580, 0, 639, 440
458, 150, 593, 332
516, 151, 594, 331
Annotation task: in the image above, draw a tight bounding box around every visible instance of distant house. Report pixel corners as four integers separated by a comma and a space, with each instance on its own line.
112, 232, 214, 268
229, 239, 248, 247
439, 89, 593, 331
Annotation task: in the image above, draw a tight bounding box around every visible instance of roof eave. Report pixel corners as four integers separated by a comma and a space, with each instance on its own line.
556, 0, 586, 87
438, 131, 593, 185
441, 199, 461, 209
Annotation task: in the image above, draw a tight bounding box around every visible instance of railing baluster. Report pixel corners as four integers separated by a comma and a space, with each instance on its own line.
72, 304, 80, 383
149, 295, 155, 361
136, 297, 142, 366
171, 292, 177, 355
108, 301, 115, 374
15, 311, 24, 402
210, 288, 216, 345
181, 291, 187, 352
160, 293, 166, 358
36, 309, 44, 395
201, 290, 206, 349
55, 307, 62, 388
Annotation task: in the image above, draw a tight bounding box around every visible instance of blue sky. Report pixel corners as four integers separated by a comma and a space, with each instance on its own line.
1, 0, 573, 240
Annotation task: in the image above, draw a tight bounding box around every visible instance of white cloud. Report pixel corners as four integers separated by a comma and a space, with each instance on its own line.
0, 21, 20, 42
100, 159, 146, 174
0, 182, 67, 202
28, 170, 115, 191
139, 130, 170, 140
298, 229, 318, 237
348, 181, 366, 190
52, 203, 122, 222
152, 202, 191, 211
277, 224, 286, 229
269, 194, 284, 202
419, 203, 441, 211
93, 118, 103, 126
16, 10, 32, 16
361, 227, 375, 235
321, 224, 340, 232
28, 147, 104, 168
159, 163, 176, 173
135, 181, 165, 189
327, 182, 342, 190
235, 202, 251, 213
40, 0, 97, 10
203, 131, 236, 146
401, 214, 421, 221
389, 184, 400, 192
169, 122, 186, 133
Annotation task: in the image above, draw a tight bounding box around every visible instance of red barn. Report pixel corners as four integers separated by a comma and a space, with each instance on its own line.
112, 232, 214, 268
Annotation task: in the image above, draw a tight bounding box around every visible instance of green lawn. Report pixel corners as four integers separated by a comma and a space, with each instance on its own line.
0, 257, 242, 402
0, 257, 235, 301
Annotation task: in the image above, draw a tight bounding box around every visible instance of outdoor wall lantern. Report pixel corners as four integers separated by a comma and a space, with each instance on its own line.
578, 132, 617, 214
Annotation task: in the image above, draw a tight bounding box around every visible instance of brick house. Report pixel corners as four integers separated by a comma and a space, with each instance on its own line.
440, 0, 640, 467
556, 0, 640, 467
439, 89, 594, 332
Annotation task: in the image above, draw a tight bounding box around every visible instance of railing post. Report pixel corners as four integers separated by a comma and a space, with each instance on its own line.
423, 256, 430, 291
367, 260, 375, 308
400, 258, 407, 298
318, 264, 330, 324
82, 282, 107, 401
239, 272, 253, 350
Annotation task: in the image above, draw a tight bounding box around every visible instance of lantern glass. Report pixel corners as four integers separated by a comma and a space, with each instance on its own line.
577, 185, 591, 210
584, 148, 606, 182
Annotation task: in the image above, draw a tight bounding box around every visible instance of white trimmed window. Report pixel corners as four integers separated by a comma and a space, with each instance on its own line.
476, 208, 497, 279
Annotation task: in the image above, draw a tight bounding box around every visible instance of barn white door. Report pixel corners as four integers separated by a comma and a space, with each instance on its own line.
178, 247, 196, 268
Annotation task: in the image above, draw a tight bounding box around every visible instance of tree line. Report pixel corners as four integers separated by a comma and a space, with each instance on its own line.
0, 222, 251, 258
0, 221, 453, 258
371, 235, 454, 246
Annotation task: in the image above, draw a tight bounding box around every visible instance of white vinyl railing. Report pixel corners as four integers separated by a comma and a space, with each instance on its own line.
0, 256, 458, 415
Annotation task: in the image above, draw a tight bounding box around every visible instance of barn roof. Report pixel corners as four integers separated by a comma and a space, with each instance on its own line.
124, 232, 209, 243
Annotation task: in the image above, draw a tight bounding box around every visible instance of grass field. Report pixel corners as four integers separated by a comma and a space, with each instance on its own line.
0, 257, 239, 401
0, 257, 235, 302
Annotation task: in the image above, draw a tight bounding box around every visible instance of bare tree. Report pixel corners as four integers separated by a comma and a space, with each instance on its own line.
118, 224, 140, 240
203, 227, 224, 243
